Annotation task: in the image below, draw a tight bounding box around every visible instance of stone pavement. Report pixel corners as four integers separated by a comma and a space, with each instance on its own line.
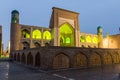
1, 62, 120, 80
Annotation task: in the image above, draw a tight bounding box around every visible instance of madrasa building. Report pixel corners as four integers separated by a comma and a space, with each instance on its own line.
11, 7, 120, 70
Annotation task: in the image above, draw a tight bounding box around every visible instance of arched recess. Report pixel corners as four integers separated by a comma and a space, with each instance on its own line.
86, 36, 92, 43
113, 53, 119, 64
74, 53, 87, 68
17, 53, 20, 62
92, 37, 98, 44
60, 23, 74, 47
14, 53, 16, 61
90, 53, 101, 66
53, 53, 70, 69
21, 53, 26, 64
34, 42, 41, 48
21, 29, 30, 38
27, 52, 33, 66
80, 36, 85, 42
103, 53, 112, 65
32, 29, 41, 39
35, 52, 40, 67
22, 42, 30, 49
43, 31, 51, 40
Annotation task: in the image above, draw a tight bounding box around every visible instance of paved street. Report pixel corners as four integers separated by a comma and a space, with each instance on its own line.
1, 62, 120, 80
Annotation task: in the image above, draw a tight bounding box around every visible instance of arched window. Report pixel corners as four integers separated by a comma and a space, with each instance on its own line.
22, 29, 30, 38
32, 29, 41, 39
80, 36, 85, 42
34, 42, 41, 48
86, 36, 92, 43
22, 42, 30, 49
43, 31, 51, 40
66, 37, 70, 43
92, 37, 98, 44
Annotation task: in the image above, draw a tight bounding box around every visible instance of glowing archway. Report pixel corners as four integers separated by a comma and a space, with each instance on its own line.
92, 37, 98, 44
60, 23, 74, 46
32, 29, 41, 39
43, 31, 51, 40
86, 36, 92, 43
22, 29, 30, 38
80, 36, 85, 42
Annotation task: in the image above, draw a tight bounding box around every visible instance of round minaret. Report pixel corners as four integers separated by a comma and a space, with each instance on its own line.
10, 10, 21, 55
97, 26, 103, 48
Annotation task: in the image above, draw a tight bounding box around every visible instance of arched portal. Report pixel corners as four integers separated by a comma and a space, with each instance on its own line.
103, 53, 112, 65
35, 52, 40, 67
74, 53, 87, 68
17, 53, 20, 62
90, 53, 101, 66
21, 53, 26, 64
27, 53, 33, 66
34, 42, 41, 48
53, 53, 70, 69
43, 31, 51, 40
22, 42, 30, 49
14, 53, 16, 61
22, 29, 30, 38
60, 23, 74, 47
113, 53, 119, 64
32, 29, 41, 39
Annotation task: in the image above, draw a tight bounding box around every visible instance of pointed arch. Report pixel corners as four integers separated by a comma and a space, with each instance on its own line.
103, 53, 112, 65
53, 53, 70, 69
90, 53, 101, 66
22, 42, 30, 49
32, 29, 41, 39
113, 53, 119, 64
86, 35, 92, 43
21, 53, 26, 64
74, 52, 87, 68
17, 53, 20, 62
27, 52, 33, 66
35, 52, 40, 67
60, 23, 74, 46
21, 29, 30, 38
14, 53, 16, 61
43, 31, 51, 40
34, 42, 41, 48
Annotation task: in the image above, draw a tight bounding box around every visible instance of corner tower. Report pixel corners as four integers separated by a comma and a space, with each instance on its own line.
97, 26, 103, 48
10, 10, 21, 55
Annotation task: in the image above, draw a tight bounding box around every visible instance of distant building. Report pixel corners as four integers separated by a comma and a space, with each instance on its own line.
11, 7, 120, 69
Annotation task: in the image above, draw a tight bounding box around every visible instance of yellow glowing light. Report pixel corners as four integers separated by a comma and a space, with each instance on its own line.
60, 23, 73, 34
80, 36, 85, 42
66, 37, 70, 43
32, 29, 41, 39
43, 31, 51, 40
60, 23, 74, 46
92, 37, 98, 44
22, 30, 30, 38
86, 36, 92, 43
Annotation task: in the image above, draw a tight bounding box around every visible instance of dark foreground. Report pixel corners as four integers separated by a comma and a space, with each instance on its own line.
0, 62, 120, 80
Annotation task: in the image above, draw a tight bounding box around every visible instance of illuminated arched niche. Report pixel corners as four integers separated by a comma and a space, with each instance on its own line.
43, 31, 51, 40
86, 36, 92, 43
32, 29, 41, 39
92, 37, 98, 44
60, 23, 74, 46
22, 29, 30, 38
80, 36, 85, 42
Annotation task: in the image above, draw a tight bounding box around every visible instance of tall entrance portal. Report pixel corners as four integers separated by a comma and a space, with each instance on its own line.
60, 23, 74, 46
